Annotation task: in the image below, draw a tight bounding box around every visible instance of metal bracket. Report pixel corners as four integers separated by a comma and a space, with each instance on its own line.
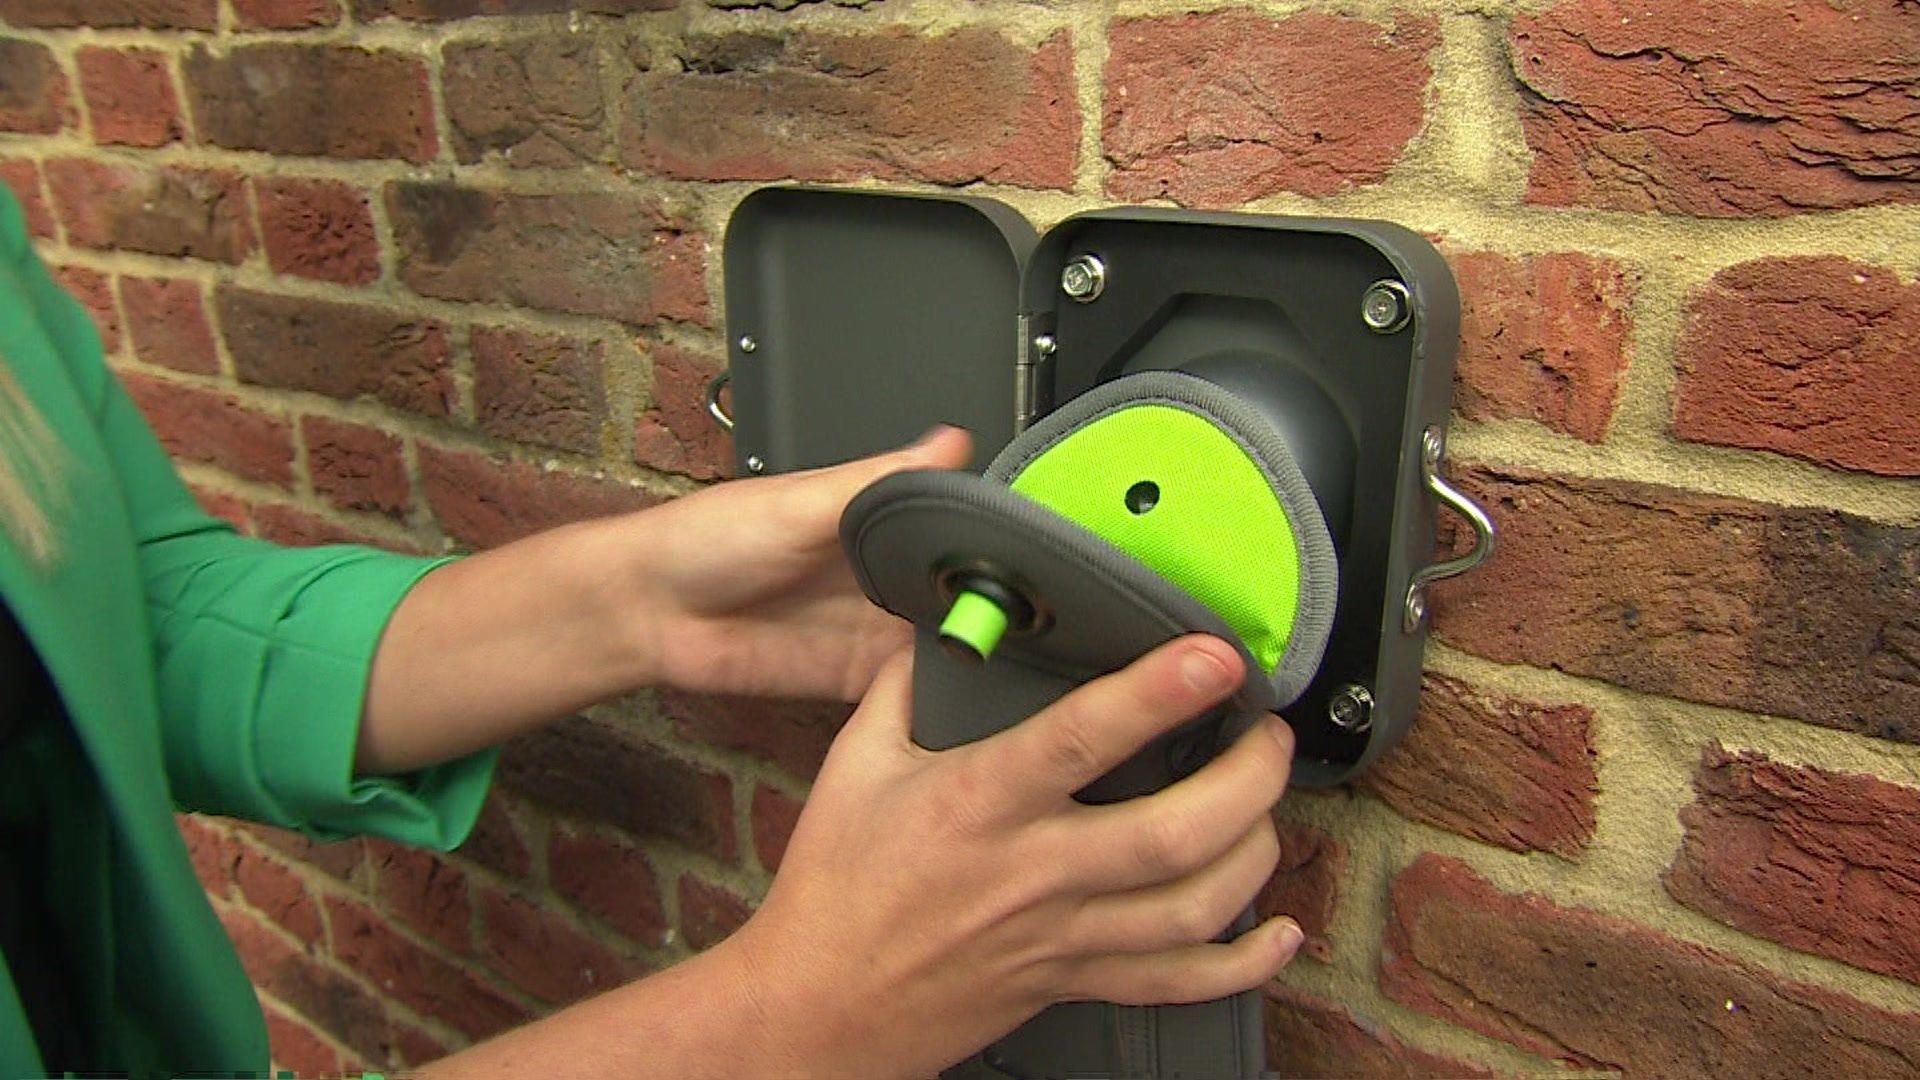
1403, 427, 1494, 632
705, 370, 735, 432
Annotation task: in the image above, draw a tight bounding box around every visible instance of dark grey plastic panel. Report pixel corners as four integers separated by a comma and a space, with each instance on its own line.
723, 187, 1036, 473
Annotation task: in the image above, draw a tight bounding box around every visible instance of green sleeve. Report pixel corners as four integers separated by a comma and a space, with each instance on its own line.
8, 193, 494, 849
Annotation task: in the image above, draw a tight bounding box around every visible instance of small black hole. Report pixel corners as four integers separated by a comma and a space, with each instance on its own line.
1125, 481, 1159, 515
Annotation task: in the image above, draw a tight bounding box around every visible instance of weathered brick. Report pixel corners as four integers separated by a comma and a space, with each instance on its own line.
0, 39, 70, 134
187, 483, 252, 532
1104, 12, 1436, 206
1675, 256, 1920, 477
455, 791, 535, 881
371, 841, 474, 953
185, 45, 436, 163
678, 874, 753, 951
419, 446, 657, 550
1449, 249, 1635, 442
326, 894, 527, 1040
233, 0, 340, 27
548, 824, 668, 946
1264, 984, 1491, 1080
0, 158, 54, 239
749, 784, 802, 874
231, 839, 324, 944
471, 325, 606, 455
262, 1003, 344, 1078
497, 714, 735, 861
355, 0, 672, 18
49, 265, 121, 354
1363, 673, 1597, 857
45, 159, 254, 264
1510, 0, 1920, 217
303, 416, 409, 516
1383, 854, 1920, 1076
387, 183, 707, 325
218, 287, 453, 417
219, 906, 399, 1065
120, 371, 296, 487
1256, 820, 1343, 962
256, 177, 380, 286
634, 344, 729, 481
121, 276, 219, 375
177, 813, 242, 899
250, 503, 395, 549
445, 38, 607, 168
0, 0, 216, 28
239, 822, 369, 886
477, 885, 644, 1004
388, 1023, 454, 1070
77, 46, 182, 148
1666, 745, 1920, 987
659, 692, 848, 782
1430, 466, 1920, 742
622, 27, 1077, 190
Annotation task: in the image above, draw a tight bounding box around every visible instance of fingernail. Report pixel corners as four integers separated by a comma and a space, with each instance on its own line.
1181, 647, 1234, 695
1275, 919, 1305, 958
1266, 713, 1295, 753
912, 423, 957, 448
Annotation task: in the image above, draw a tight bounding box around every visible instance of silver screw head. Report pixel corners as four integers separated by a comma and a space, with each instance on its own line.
1032, 333, 1058, 358
1328, 684, 1375, 734
738, 334, 758, 354
1361, 280, 1412, 334
744, 454, 766, 474
1060, 255, 1107, 302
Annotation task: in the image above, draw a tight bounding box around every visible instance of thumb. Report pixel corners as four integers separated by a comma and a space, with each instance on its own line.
780, 425, 974, 524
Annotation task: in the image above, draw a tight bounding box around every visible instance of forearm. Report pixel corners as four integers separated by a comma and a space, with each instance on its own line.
357, 513, 662, 775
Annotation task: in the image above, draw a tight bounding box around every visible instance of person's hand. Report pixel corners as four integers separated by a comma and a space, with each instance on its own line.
727, 634, 1303, 1079
627, 426, 973, 701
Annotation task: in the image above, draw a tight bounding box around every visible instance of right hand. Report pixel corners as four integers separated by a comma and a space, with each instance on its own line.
729, 634, 1304, 1079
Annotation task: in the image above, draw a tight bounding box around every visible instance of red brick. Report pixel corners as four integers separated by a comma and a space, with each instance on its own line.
1383, 854, 1920, 1075
49, 265, 121, 354
184, 44, 436, 163
303, 416, 409, 516
749, 784, 802, 875
0, 159, 54, 239
250, 503, 396, 549
45, 159, 254, 264
1104, 12, 1435, 206
1510, 0, 1920, 217
233, 0, 340, 27
218, 286, 453, 417
120, 276, 219, 375
445, 37, 607, 168
188, 484, 253, 532
1264, 984, 1491, 1080
0, 0, 215, 28
1675, 256, 1920, 477
389, 1023, 454, 1069
231, 840, 324, 945
120, 371, 296, 487
177, 813, 242, 899
1666, 745, 1920, 987
497, 714, 735, 861
355, 0, 672, 17
659, 692, 848, 782
471, 325, 607, 455
548, 824, 668, 947
0, 40, 71, 134
1448, 249, 1635, 442
262, 1002, 344, 1077
477, 885, 644, 1004
419, 445, 657, 550
1430, 466, 1920, 742
256, 177, 380, 286
455, 790, 535, 881
326, 894, 527, 1039
1363, 673, 1597, 857
219, 905, 399, 1065
634, 344, 729, 481
387, 182, 707, 325
239, 822, 369, 886
77, 47, 182, 148
677, 874, 753, 952
622, 28, 1077, 191
371, 841, 474, 953
1255, 820, 1343, 962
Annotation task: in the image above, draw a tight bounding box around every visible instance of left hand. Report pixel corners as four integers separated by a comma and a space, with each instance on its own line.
628, 425, 973, 701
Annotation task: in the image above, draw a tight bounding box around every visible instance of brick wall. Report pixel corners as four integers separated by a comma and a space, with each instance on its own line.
3, 0, 1917, 1075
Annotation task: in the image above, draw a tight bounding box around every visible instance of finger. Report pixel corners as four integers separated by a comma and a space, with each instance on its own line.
1062, 916, 1304, 1006
829, 647, 917, 755
1065, 822, 1279, 955
971, 636, 1245, 812
1063, 715, 1295, 892
771, 425, 974, 532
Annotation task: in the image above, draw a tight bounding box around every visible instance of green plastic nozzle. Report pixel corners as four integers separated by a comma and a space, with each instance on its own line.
939, 590, 1011, 662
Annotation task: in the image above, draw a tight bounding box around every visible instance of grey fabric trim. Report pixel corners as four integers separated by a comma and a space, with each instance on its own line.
985, 371, 1339, 709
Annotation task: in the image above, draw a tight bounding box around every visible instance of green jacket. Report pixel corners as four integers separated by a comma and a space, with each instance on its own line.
0, 188, 495, 1077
